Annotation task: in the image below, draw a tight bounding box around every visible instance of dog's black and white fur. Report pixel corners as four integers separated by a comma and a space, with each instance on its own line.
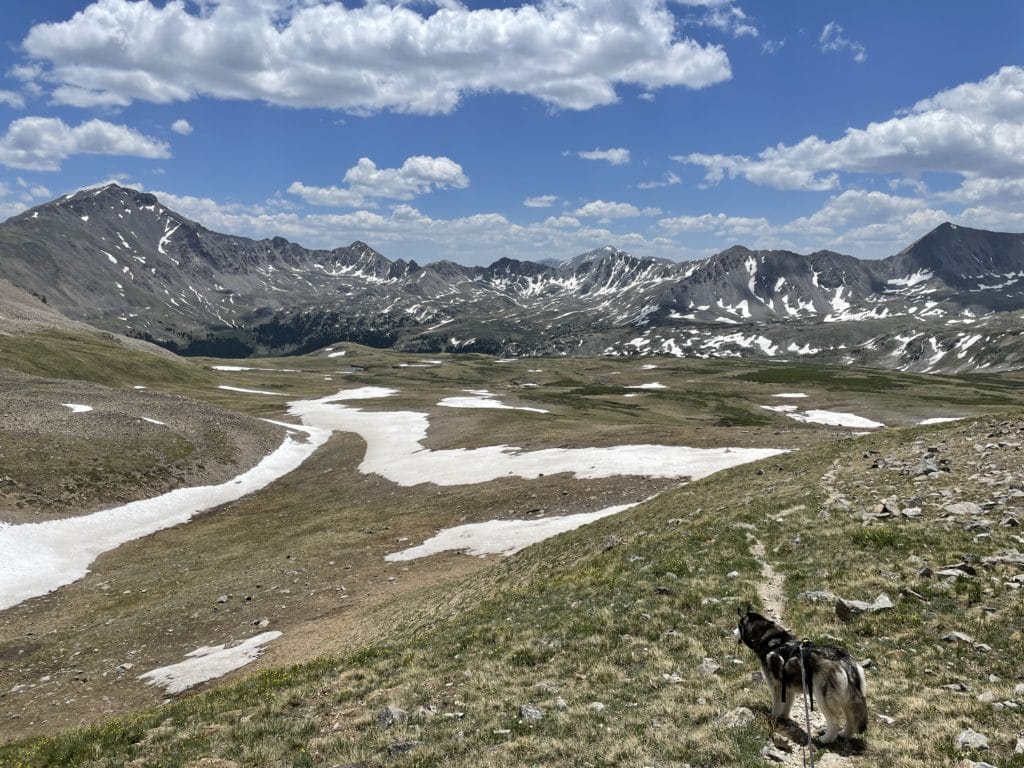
735, 607, 867, 743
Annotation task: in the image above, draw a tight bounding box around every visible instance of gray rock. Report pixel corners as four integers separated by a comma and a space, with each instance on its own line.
719, 707, 755, 727
587, 702, 607, 713
699, 657, 721, 676
871, 592, 895, 611
798, 589, 837, 604
956, 728, 989, 750
386, 741, 423, 756
835, 598, 871, 621
945, 502, 984, 516
216, 595, 229, 603
378, 705, 408, 729
942, 631, 975, 644
519, 704, 544, 723
411, 706, 436, 723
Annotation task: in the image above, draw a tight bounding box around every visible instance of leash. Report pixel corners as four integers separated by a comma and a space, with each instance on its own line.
799, 641, 815, 768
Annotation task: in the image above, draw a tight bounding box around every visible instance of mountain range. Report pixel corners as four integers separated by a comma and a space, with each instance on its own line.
2, 183, 1024, 373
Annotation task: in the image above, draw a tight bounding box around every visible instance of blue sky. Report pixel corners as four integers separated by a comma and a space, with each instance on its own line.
0, 1, 1022, 266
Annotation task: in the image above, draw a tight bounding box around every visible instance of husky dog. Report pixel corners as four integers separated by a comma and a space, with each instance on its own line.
734, 606, 867, 744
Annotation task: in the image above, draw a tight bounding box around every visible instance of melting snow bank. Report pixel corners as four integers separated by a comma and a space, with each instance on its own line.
287, 387, 784, 486
61, 403, 93, 413
386, 502, 640, 561
139, 631, 282, 695
217, 385, 282, 396
761, 405, 885, 429
439, 389, 550, 414
920, 417, 963, 425
0, 428, 330, 611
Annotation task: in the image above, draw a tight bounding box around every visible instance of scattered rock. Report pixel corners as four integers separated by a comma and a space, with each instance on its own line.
945, 502, 984, 516
587, 702, 606, 713
386, 741, 423, 756
378, 705, 407, 730
956, 728, 989, 751
698, 658, 721, 676
719, 707, 755, 728
797, 589, 837, 604
761, 745, 788, 763
942, 682, 972, 693
942, 631, 975, 644
519, 704, 544, 723
835, 592, 894, 621
215, 595, 229, 604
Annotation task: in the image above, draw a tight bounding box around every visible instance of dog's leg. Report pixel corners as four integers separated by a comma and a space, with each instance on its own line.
816, 684, 843, 744
765, 655, 789, 719
777, 685, 795, 720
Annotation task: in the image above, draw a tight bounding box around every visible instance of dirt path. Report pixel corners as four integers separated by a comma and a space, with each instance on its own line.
745, 516, 855, 767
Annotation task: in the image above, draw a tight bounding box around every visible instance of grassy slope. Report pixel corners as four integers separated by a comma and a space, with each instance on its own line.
3, 410, 1023, 767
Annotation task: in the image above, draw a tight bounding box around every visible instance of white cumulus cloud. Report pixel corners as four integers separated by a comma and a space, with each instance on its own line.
171, 119, 193, 135
0, 91, 25, 109
523, 194, 559, 208
20, 0, 731, 114
676, 66, 1024, 191
576, 147, 632, 165
289, 155, 469, 208
0, 117, 170, 171
575, 200, 661, 221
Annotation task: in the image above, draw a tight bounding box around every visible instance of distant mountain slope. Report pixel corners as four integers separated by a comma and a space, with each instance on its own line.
3, 184, 1024, 371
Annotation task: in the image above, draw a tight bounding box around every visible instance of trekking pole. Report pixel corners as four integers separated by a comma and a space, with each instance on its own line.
799, 641, 815, 768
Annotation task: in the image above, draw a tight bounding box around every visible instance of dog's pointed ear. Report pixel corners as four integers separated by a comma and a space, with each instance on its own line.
736, 604, 744, 617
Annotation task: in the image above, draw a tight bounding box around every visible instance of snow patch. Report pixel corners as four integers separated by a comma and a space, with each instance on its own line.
761, 405, 884, 429
439, 390, 550, 414
61, 403, 93, 413
217, 385, 281, 396
386, 502, 640, 561
0, 428, 330, 610
139, 631, 282, 694
625, 382, 667, 390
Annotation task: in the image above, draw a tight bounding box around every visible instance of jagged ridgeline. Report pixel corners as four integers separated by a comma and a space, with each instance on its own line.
3, 184, 1024, 371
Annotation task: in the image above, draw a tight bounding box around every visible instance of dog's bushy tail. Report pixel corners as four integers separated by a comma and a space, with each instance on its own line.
845, 661, 868, 735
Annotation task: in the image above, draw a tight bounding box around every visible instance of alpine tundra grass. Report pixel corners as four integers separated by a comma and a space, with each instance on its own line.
2, 344, 1024, 766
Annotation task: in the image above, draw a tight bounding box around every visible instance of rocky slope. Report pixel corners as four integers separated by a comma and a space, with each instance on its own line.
3, 185, 1024, 371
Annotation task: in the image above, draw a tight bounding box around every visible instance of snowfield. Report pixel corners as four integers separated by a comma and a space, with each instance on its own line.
0, 386, 784, 612
287, 388, 784, 487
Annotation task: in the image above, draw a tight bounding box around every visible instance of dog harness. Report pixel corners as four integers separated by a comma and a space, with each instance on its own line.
773, 640, 815, 710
